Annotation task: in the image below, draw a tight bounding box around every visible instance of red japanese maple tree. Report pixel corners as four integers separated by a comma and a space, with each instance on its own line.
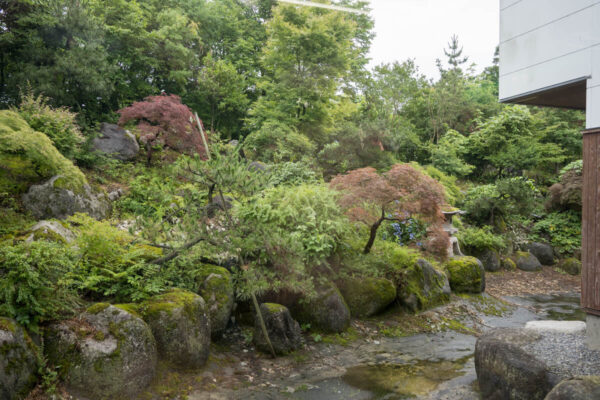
117, 94, 207, 164
330, 164, 448, 255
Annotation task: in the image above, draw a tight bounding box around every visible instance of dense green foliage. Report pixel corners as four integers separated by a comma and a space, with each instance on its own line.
0, 0, 584, 351
0, 241, 77, 329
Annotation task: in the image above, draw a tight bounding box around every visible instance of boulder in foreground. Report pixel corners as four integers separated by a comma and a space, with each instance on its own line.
137, 289, 211, 368
0, 317, 37, 400
545, 376, 600, 400
45, 303, 157, 399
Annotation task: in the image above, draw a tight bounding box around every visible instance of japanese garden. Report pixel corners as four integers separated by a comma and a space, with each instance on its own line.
0, 1, 596, 399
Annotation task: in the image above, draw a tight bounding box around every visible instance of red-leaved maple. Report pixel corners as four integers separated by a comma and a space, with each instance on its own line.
330, 164, 448, 255
117, 94, 207, 164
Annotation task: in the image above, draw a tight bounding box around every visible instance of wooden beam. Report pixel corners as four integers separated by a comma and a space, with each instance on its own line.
582, 128, 600, 314
277, 0, 368, 15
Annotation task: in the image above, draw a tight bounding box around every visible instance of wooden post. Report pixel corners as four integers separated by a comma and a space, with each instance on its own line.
582, 127, 600, 316
194, 112, 211, 160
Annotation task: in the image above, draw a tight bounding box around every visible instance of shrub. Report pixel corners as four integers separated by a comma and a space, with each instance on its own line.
117, 94, 208, 164
457, 227, 506, 254
268, 161, 322, 187
243, 121, 315, 163
546, 159, 582, 211
234, 184, 349, 298
17, 92, 83, 159
462, 177, 539, 226
530, 211, 581, 256
0, 241, 78, 329
67, 214, 165, 302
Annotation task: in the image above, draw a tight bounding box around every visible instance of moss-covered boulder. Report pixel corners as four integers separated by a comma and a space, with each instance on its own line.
475, 249, 501, 272
195, 264, 234, 337
446, 256, 485, 293
23, 175, 110, 220
137, 289, 210, 369
254, 303, 302, 355
513, 251, 542, 272
500, 257, 517, 271
557, 258, 582, 276
397, 259, 451, 313
260, 282, 350, 333
44, 304, 157, 399
338, 276, 396, 318
0, 317, 38, 400
0, 110, 86, 195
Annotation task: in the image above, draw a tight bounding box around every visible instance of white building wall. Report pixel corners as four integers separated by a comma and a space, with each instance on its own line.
499, 0, 600, 127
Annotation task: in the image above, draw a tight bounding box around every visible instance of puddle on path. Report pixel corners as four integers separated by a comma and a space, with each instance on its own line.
342, 358, 471, 399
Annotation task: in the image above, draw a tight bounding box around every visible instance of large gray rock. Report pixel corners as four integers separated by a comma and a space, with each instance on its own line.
514, 251, 543, 272
254, 303, 302, 355
23, 175, 110, 220
138, 289, 210, 368
475, 328, 559, 400
545, 376, 600, 400
528, 243, 555, 265
397, 259, 451, 313
266, 283, 351, 333
92, 123, 139, 161
45, 304, 157, 399
0, 318, 37, 400
338, 276, 396, 317
476, 249, 501, 272
295, 283, 350, 333
196, 264, 235, 337
446, 256, 486, 293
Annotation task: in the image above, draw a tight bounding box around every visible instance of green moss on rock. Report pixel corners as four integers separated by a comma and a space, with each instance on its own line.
500, 257, 517, 271
445, 256, 485, 294
138, 289, 210, 368
86, 302, 110, 315
338, 277, 396, 318
195, 264, 234, 337
0, 317, 38, 400
557, 258, 581, 276
0, 110, 86, 195
396, 259, 451, 313
44, 305, 156, 399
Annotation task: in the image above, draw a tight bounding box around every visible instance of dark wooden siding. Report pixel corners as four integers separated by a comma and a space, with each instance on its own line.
583, 128, 600, 315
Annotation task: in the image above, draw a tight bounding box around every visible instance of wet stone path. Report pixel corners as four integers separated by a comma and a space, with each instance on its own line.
175, 292, 583, 400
